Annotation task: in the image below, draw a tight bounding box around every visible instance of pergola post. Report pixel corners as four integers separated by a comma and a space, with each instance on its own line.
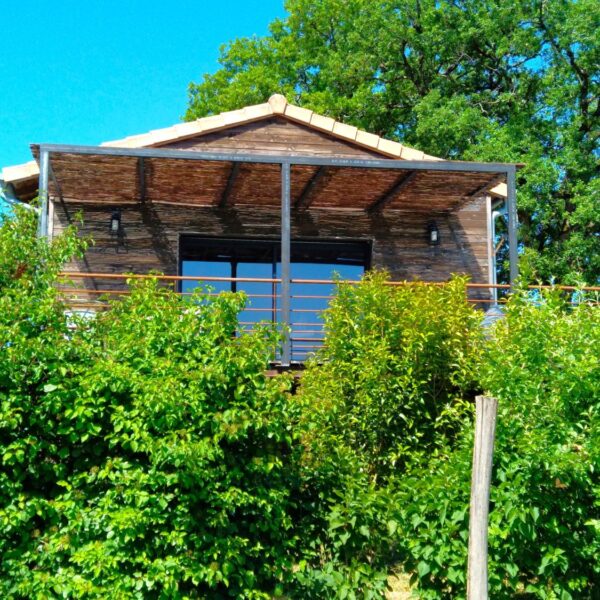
485, 194, 496, 303
37, 149, 50, 238
280, 161, 292, 366
506, 166, 518, 285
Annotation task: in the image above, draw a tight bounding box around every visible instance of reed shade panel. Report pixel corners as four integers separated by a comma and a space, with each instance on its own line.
42, 150, 502, 212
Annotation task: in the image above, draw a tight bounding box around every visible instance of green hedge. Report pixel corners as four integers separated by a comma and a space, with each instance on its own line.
0, 209, 300, 598
1, 208, 598, 598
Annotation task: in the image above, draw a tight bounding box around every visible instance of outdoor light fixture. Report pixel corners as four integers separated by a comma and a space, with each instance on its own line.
427, 221, 440, 246
109, 209, 122, 235
109, 209, 127, 252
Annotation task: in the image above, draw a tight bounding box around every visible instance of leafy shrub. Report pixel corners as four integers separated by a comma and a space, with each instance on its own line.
298, 271, 482, 481
390, 289, 600, 598
291, 273, 482, 596
0, 208, 301, 598
291, 476, 395, 599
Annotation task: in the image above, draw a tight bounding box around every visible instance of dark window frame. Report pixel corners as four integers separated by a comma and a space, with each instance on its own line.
178, 235, 372, 291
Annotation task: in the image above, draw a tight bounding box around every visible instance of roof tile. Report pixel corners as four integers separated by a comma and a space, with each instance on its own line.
355, 130, 380, 149
2, 161, 39, 183
268, 94, 288, 114
376, 138, 402, 158
309, 112, 336, 132
284, 103, 313, 124
399, 146, 425, 160
332, 121, 358, 141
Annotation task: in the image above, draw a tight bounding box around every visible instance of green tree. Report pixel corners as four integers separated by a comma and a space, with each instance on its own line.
186, 0, 599, 284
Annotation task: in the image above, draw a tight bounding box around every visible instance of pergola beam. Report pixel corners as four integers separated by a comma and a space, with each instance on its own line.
466, 174, 506, 199
38, 143, 518, 174
48, 157, 64, 204
295, 166, 327, 209
219, 162, 240, 208
367, 171, 417, 212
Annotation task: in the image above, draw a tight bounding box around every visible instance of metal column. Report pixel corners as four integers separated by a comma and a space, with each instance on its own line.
506, 166, 519, 285
37, 149, 50, 238
280, 162, 292, 366
485, 195, 497, 303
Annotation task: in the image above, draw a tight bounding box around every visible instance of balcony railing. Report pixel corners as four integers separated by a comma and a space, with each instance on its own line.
56, 273, 600, 364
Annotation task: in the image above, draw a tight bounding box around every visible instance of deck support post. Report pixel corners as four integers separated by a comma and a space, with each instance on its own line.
280, 161, 292, 366
37, 149, 50, 238
506, 166, 518, 285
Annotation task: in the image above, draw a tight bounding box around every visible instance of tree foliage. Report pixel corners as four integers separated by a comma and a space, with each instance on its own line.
298, 273, 481, 480
186, 0, 600, 284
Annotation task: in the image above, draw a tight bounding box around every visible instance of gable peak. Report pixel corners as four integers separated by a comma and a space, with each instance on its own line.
268, 94, 288, 114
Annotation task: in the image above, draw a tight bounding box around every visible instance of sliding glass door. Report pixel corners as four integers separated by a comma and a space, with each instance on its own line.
180, 236, 370, 361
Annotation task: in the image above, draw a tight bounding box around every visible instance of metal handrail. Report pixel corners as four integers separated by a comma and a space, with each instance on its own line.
57, 273, 598, 363
56, 272, 600, 292
56, 272, 600, 314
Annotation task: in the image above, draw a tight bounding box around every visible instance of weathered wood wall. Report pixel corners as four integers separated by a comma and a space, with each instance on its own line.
163, 117, 382, 158
52, 198, 490, 287
50, 116, 492, 299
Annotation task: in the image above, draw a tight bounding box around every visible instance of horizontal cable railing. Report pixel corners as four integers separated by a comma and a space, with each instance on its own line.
56, 272, 600, 362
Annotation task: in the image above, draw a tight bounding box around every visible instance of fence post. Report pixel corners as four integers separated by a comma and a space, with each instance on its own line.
467, 395, 499, 600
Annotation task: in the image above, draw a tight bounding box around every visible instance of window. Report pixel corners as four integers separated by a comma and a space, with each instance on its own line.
180, 236, 370, 361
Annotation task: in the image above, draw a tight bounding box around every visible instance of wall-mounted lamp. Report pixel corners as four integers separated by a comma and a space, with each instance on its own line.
427, 221, 440, 246
109, 209, 127, 252
109, 209, 122, 236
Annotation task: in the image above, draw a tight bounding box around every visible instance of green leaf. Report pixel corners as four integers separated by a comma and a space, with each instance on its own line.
417, 561, 431, 578
387, 519, 398, 536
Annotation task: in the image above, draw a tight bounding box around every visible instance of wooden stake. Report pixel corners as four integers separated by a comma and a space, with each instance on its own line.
467, 395, 498, 600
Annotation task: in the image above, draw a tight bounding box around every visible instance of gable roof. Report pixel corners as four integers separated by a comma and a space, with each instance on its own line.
98, 94, 441, 160
1, 94, 507, 197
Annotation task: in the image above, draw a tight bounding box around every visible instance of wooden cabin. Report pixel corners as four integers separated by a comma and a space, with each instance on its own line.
1, 94, 518, 364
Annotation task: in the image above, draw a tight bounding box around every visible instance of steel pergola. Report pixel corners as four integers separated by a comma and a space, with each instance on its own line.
36, 143, 519, 366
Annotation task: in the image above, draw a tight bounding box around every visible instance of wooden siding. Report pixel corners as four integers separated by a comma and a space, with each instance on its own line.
52, 197, 490, 292
163, 117, 383, 158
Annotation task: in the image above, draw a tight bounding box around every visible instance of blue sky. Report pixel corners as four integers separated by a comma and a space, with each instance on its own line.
0, 0, 286, 170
